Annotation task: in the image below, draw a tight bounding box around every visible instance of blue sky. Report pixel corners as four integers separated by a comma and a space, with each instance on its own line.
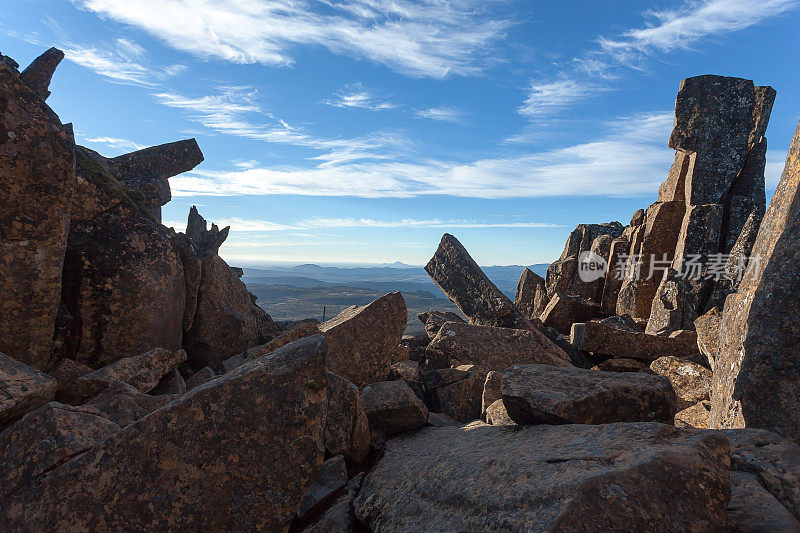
3, 0, 799, 265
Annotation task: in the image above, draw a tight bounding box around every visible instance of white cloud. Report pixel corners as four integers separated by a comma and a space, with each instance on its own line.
323, 83, 397, 111
72, 0, 510, 78
519, 80, 601, 116
415, 106, 464, 122
170, 110, 673, 199
82, 136, 146, 151
61, 37, 185, 86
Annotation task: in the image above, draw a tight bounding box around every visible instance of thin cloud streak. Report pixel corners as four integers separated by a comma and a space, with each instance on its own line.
323, 83, 397, 111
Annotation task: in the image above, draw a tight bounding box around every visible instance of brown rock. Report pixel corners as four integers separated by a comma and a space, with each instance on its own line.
591, 358, 652, 373
319, 292, 406, 388
170, 231, 202, 332
185, 205, 229, 254
427, 411, 460, 427
485, 399, 514, 426
418, 310, 465, 339
85, 381, 175, 427
695, 307, 722, 370
19, 47, 64, 100
711, 121, 800, 441
62, 205, 185, 368
150, 368, 186, 395
0, 52, 75, 370
75, 348, 187, 402
425, 234, 531, 329
49, 357, 92, 404
361, 380, 428, 440
301, 473, 363, 533
0, 402, 119, 498
481, 370, 503, 420
243, 321, 320, 362
184, 366, 215, 390
425, 321, 571, 375
571, 320, 701, 362
354, 423, 730, 531
0, 334, 329, 531
650, 356, 711, 410
727, 472, 800, 532
514, 268, 548, 321
502, 364, 677, 425
297, 455, 348, 522
675, 401, 710, 429
184, 252, 275, 371
600, 236, 630, 313
388, 359, 419, 382
0, 353, 57, 427
540, 293, 606, 334
422, 368, 483, 422
324, 372, 370, 466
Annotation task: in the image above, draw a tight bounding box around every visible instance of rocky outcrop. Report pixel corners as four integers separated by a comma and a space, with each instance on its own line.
501, 364, 677, 425
185, 205, 229, 254
711, 121, 800, 441
0, 402, 119, 499
0, 335, 328, 531
0, 50, 75, 370
728, 472, 800, 532
421, 367, 483, 422
425, 321, 571, 373
425, 234, 531, 329
319, 292, 406, 388
0, 353, 57, 427
514, 267, 548, 320
539, 293, 606, 334
324, 371, 370, 466
650, 356, 711, 410
571, 320, 701, 363
354, 423, 730, 531
19, 47, 63, 100
361, 380, 428, 442
417, 310, 464, 339
84, 381, 176, 427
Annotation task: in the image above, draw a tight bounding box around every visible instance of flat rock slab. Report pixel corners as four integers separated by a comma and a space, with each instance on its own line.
0, 352, 57, 427
425, 234, 530, 329
571, 321, 701, 362
320, 292, 406, 388
502, 364, 677, 425
0, 335, 329, 531
354, 423, 730, 531
75, 348, 186, 401
426, 321, 570, 374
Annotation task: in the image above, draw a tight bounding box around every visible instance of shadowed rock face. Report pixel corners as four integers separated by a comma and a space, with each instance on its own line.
711, 121, 800, 441
0, 353, 58, 428
0, 335, 329, 531
319, 292, 406, 388
324, 371, 370, 466
61, 205, 185, 368
570, 320, 701, 363
354, 423, 730, 531
185, 205, 229, 254
425, 234, 531, 329
19, 47, 63, 101
0, 54, 75, 370
502, 364, 677, 425
514, 268, 548, 321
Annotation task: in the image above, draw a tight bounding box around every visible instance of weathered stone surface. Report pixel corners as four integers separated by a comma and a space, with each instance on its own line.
728, 472, 800, 533
418, 310, 465, 339
19, 47, 63, 101
711, 122, 800, 441
424, 368, 483, 422
695, 307, 722, 370
354, 423, 730, 531
361, 380, 428, 440
650, 356, 712, 411
85, 381, 175, 427
600, 237, 630, 313
0, 54, 75, 370
425, 234, 531, 329
62, 205, 185, 368
0, 402, 119, 499
184, 366, 215, 390
481, 370, 503, 420
185, 205, 229, 254
502, 364, 677, 425
319, 292, 406, 388
49, 357, 92, 404
675, 401, 710, 429
302, 473, 363, 533
591, 358, 652, 373
485, 399, 514, 426
427, 411, 460, 427
0, 353, 57, 427
75, 348, 186, 402
0, 334, 329, 531
540, 293, 606, 334
514, 268, 548, 321
539, 325, 597, 368
724, 428, 800, 521
184, 252, 275, 371
150, 367, 186, 395
324, 372, 370, 466
170, 231, 202, 332
69, 145, 139, 221
388, 359, 419, 382
658, 151, 693, 202
242, 321, 319, 362
297, 455, 348, 521
571, 321, 701, 362
425, 321, 570, 374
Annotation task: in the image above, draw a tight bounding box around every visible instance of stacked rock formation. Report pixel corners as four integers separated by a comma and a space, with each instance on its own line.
2, 48, 800, 531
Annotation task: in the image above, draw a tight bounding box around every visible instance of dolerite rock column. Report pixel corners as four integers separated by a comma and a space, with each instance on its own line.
0, 49, 75, 370
710, 120, 800, 442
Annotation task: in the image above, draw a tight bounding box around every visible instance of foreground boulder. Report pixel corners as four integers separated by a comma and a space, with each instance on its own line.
571, 320, 701, 362
354, 423, 730, 531
319, 292, 406, 388
0, 402, 119, 498
0, 335, 328, 531
502, 364, 677, 425
425, 321, 571, 373
425, 234, 531, 329
0, 353, 57, 427
711, 120, 800, 441
728, 472, 800, 532
361, 380, 428, 442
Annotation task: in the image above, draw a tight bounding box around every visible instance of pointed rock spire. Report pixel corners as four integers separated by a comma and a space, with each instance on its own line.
20, 47, 64, 101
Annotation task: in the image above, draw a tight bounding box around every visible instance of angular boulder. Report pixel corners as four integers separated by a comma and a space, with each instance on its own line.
728, 472, 800, 532
570, 321, 701, 362
354, 423, 730, 531
418, 310, 465, 339
297, 455, 348, 522
0, 353, 57, 427
694, 307, 722, 370
425, 234, 531, 329
422, 368, 483, 422
540, 293, 606, 334
514, 268, 548, 321
0, 335, 329, 531
85, 381, 176, 427
502, 364, 677, 425
324, 372, 370, 466
319, 292, 406, 388
485, 399, 514, 426
650, 356, 711, 411
360, 380, 428, 441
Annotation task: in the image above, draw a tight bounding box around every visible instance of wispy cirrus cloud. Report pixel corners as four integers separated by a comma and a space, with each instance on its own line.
415, 106, 464, 122
71, 0, 511, 78
523, 0, 799, 115
323, 83, 397, 111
